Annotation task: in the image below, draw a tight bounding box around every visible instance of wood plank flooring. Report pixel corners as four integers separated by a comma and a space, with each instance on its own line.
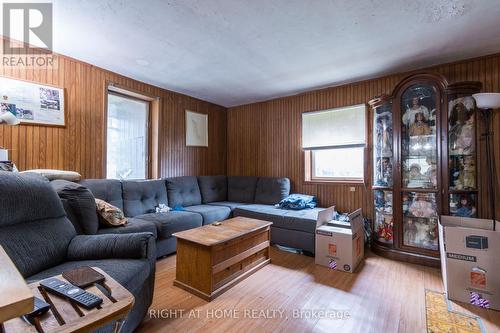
137, 247, 500, 333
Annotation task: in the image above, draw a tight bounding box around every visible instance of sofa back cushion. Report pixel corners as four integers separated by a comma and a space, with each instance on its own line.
80, 179, 123, 210
254, 177, 291, 205
50, 180, 99, 235
166, 176, 202, 207
0, 172, 76, 277
122, 180, 168, 217
227, 176, 258, 203
198, 175, 227, 203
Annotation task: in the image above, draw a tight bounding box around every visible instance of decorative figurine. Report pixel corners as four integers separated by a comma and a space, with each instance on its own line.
403, 97, 430, 126
375, 112, 393, 157
455, 114, 475, 154
409, 112, 431, 136
375, 157, 392, 186
454, 195, 477, 217
377, 215, 393, 242
407, 163, 427, 188
449, 97, 476, 155
409, 194, 435, 218
453, 156, 476, 190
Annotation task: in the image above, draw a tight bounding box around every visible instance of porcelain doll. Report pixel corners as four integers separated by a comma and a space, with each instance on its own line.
404, 218, 416, 244
457, 156, 476, 190
449, 102, 470, 153
409, 194, 435, 218
402, 193, 411, 214
414, 220, 430, 246
409, 112, 431, 136
374, 190, 385, 209
377, 215, 393, 242
376, 157, 392, 186
455, 115, 475, 154
403, 97, 430, 126
455, 195, 477, 217
425, 163, 437, 187
376, 112, 392, 157
407, 163, 427, 188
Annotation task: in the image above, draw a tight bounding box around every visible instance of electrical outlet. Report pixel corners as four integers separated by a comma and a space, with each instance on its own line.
350, 187, 356, 192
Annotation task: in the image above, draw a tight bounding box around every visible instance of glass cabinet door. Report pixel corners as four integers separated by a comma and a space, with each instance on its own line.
373, 101, 393, 187
401, 84, 438, 190
448, 96, 478, 217
400, 84, 439, 251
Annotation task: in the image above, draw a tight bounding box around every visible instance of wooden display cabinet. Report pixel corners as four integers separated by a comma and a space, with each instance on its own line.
369, 72, 481, 267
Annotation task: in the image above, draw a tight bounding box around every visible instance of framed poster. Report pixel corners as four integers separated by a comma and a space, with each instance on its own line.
0, 76, 65, 126
186, 110, 208, 147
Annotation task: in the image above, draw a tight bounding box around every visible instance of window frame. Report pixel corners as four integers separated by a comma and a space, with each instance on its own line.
103, 82, 160, 180
303, 104, 369, 185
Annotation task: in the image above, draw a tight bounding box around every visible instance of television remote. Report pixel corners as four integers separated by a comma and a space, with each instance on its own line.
40, 278, 103, 309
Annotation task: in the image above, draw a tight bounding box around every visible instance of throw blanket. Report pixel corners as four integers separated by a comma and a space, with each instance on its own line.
277, 194, 317, 210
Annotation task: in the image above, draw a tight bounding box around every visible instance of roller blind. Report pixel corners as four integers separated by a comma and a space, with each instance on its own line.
302, 104, 366, 149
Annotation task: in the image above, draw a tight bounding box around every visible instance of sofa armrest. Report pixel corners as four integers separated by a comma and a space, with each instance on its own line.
67, 232, 156, 262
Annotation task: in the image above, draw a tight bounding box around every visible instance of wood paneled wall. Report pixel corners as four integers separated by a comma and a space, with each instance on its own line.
228, 54, 500, 219
0, 51, 227, 179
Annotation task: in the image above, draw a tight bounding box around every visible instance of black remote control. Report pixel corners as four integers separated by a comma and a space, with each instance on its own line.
40, 278, 103, 309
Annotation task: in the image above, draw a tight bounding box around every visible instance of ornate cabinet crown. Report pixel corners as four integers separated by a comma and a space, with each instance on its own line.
369, 72, 481, 266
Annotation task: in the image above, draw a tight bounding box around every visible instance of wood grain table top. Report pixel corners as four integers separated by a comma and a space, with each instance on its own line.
2, 267, 134, 333
173, 217, 272, 246
0, 245, 34, 323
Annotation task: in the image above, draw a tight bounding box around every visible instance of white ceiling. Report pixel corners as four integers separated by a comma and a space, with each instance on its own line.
45, 0, 500, 106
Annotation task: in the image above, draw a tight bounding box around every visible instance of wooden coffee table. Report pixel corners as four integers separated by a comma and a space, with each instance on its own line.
173, 217, 272, 301
2, 267, 134, 333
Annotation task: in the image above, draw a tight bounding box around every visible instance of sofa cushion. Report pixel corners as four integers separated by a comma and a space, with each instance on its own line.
254, 177, 291, 205
122, 180, 168, 217
96, 218, 157, 238
27, 258, 150, 297
208, 201, 249, 212
134, 211, 203, 239
198, 175, 227, 203
95, 199, 128, 227
50, 180, 99, 235
234, 204, 322, 234
80, 179, 124, 210
166, 176, 202, 207
184, 205, 232, 225
227, 176, 258, 203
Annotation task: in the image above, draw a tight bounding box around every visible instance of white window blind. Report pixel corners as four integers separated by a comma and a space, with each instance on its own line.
302, 104, 366, 149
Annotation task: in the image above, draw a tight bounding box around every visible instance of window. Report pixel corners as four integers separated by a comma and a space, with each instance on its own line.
303, 104, 366, 182
106, 92, 149, 179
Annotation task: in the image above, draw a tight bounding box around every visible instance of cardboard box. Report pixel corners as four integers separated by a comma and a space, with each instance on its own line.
315, 208, 364, 273
439, 215, 500, 310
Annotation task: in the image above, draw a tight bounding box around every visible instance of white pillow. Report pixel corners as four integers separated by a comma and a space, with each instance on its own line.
21, 169, 82, 181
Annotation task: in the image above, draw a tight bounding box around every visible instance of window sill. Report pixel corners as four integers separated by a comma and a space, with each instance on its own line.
304, 179, 365, 185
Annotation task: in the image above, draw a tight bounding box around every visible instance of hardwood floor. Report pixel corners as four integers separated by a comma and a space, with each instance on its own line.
137, 247, 500, 333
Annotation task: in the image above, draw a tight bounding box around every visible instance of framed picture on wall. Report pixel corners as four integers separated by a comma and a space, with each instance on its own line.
0, 76, 65, 127
186, 110, 208, 147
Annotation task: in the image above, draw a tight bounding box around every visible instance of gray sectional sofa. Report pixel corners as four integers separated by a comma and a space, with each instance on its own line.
60, 175, 323, 256
0, 172, 156, 333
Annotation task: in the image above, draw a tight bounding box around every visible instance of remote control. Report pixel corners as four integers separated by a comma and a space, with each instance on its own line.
40, 278, 103, 309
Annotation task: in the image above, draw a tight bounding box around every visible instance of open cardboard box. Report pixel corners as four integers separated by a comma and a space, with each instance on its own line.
315, 207, 364, 273
439, 215, 500, 310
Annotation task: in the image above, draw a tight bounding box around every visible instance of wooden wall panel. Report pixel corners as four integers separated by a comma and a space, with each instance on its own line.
0, 50, 227, 179
228, 54, 500, 220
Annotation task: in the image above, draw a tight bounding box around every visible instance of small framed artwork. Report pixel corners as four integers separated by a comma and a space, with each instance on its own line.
185, 110, 208, 147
